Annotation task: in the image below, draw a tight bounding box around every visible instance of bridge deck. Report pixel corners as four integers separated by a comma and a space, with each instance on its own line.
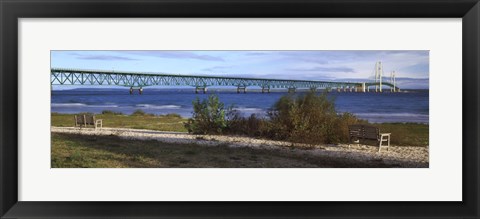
51, 68, 398, 91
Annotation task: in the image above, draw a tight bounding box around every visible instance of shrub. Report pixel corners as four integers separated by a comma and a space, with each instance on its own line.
266, 91, 367, 145
335, 112, 364, 143
226, 112, 268, 137
267, 91, 340, 144
131, 109, 154, 116
101, 110, 123, 115
163, 113, 182, 119
184, 95, 230, 134
132, 109, 147, 116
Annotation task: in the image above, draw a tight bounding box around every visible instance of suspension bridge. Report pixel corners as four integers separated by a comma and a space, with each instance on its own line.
51, 61, 399, 94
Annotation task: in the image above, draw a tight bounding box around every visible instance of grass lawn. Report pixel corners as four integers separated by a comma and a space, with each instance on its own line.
51, 133, 401, 168
377, 123, 429, 146
51, 112, 188, 132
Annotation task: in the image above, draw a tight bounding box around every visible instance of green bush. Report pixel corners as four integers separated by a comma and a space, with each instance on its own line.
101, 110, 123, 115
184, 95, 230, 134
131, 109, 154, 117
163, 113, 182, 119
132, 109, 147, 116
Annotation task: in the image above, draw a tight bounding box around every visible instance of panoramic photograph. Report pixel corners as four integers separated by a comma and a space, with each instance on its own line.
50, 50, 429, 168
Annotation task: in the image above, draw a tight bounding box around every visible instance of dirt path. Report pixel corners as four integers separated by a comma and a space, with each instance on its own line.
51, 126, 429, 168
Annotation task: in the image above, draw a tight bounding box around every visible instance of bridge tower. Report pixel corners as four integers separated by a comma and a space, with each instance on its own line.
375, 61, 383, 92
390, 71, 396, 92
393, 71, 397, 92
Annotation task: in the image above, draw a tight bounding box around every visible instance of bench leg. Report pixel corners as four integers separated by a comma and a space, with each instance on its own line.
378, 135, 390, 152
348, 138, 360, 149
95, 120, 102, 131
387, 136, 390, 151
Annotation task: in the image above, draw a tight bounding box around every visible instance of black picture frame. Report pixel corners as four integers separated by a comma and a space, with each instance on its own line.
1, 0, 479, 218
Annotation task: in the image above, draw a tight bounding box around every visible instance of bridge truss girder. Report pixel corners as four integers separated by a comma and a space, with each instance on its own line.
51, 68, 399, 91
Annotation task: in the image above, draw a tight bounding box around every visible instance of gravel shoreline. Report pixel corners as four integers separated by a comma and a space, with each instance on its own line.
51, 126, 429, 168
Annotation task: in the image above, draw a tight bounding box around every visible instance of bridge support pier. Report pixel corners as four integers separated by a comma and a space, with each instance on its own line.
359, 83, 366, 92
195, 86, 207, 94
237, 86, 247, 93
261, 87, 270, 93
288, 87, 296, 93
356, 86, 362, 92
129, 87, 143, 95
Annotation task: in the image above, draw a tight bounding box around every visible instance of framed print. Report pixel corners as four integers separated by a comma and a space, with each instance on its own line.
1, 0, 479, 218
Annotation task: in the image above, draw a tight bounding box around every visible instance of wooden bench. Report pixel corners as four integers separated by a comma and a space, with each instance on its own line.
348, 124, 390, 152
74, 114, 103, 130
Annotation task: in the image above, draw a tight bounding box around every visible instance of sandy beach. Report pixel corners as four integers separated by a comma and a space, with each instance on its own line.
51, 127, 429, 168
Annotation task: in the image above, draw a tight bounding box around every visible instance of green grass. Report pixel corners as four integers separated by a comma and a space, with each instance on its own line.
377, 123, 429, 146
51, 112, 187, 132
51, 133, 401, 168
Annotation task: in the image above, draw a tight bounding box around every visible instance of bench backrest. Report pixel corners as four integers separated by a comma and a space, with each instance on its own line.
348, 124, 380, 140
348, 124, 363, 138
84, 115, 95, 125
75, 114, 95, 126
362, 125, 379, 140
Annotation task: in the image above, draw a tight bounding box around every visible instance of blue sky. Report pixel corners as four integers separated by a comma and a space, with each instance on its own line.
51, 50, 429, 89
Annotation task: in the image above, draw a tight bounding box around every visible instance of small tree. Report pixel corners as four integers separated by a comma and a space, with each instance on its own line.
184, 95, 229, 134
268, 91, 341, 144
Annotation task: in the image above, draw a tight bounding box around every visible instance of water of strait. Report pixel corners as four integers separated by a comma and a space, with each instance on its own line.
51, 88, 429, 124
